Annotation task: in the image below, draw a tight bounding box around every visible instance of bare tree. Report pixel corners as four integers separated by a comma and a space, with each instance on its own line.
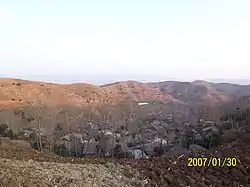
31, 100, 45, 153
47, 109, 59, 153
135, 104, 148, 157
83, 106, 99, 156
58, 107, 89, 157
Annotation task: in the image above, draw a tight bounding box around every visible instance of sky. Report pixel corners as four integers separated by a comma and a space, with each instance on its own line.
0, 0, 250, 84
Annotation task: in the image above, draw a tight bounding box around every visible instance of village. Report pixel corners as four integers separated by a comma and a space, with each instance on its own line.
1, 102, 239, 160
15, 113, 224, 159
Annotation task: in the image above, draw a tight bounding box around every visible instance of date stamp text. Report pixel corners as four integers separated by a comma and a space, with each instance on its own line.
187, 157, 237, 167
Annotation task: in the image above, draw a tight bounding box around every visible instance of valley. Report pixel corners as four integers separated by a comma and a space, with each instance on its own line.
0, 78, 250, 186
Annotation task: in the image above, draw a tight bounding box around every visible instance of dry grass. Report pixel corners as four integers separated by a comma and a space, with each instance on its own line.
1, 78, 248, 110
1, 78, 250, 129
0, 79, 177, 109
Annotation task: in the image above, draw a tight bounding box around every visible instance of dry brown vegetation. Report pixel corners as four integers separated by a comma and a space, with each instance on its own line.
0, 79, 177, 109
150, 80, 249, 107
1, 78, 249, 110
1, 78, 250, 130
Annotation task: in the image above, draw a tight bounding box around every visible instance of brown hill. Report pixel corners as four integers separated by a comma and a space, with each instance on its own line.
147, 80, 250, 120
0, 79, 179, 109
150, 80, 250, 114
150, 80, 233, 106
1, 78, 250, 117
0, 78, 107, 108
101, 80, 183, 104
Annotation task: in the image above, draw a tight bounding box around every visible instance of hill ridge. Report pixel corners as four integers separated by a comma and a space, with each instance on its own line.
0, 78, 250, 112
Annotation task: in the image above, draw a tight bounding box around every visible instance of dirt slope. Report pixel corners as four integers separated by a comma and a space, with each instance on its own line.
0, 79, 178, 109
149, 80, 236, 107
121, 125, 250, 187
0, 78, 111, 108
0, 158, 142, 187
101, 81, 182, 104
1, 78, 250, 115
1, 125, 250, 187
0, 138, 143, 187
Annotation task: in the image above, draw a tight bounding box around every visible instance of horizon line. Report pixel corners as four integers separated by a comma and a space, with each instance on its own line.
1, 75, 250, 86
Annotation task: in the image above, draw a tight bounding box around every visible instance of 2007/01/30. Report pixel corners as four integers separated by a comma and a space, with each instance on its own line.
187, 157, 237, 167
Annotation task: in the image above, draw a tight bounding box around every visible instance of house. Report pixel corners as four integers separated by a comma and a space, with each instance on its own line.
116, 135, 129, 154
126, 133, 142, 147
202, 126, 219, 134
99, 130, 116, 156
19, 128, 41, 140
60, 133, 84, 156
143, 138, 168, 156
165, 146, 190, 157
82, 138, 99, 155
87, 124, 99, 138
128, 149, 147, 159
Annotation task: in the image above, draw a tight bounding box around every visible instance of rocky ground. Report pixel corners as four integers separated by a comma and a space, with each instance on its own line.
0, 139, 144, 187
1, 126, 250, 187
0, 158, 143, 187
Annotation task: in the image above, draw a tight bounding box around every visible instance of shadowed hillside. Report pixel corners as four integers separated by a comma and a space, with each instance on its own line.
1, 78, 250, 125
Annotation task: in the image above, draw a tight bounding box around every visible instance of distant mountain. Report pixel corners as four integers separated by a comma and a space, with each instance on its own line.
0, 78, 250, 121
2, 74, 250, 85
206, 79, 250, 85
0, 74, 177, 85
148, 80, 250, 119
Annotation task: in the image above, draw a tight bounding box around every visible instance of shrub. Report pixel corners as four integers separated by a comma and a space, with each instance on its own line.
31, 141, 45, 151
54, 144, 69, 157
0, 124, 8, 134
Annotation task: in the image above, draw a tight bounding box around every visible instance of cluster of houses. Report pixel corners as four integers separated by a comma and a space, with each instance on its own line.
57, 125, 171, 158
51, 115, 190, 158
18, 116, 224, 159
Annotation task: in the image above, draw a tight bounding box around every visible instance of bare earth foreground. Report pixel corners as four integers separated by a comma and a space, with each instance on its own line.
0, 139, 143, 187
0, 126, 250, 187
0, 158, 142, 187
1, 128, 250, 187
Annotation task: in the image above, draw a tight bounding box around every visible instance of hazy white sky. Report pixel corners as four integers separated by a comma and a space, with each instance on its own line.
0, 0, 250, 82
